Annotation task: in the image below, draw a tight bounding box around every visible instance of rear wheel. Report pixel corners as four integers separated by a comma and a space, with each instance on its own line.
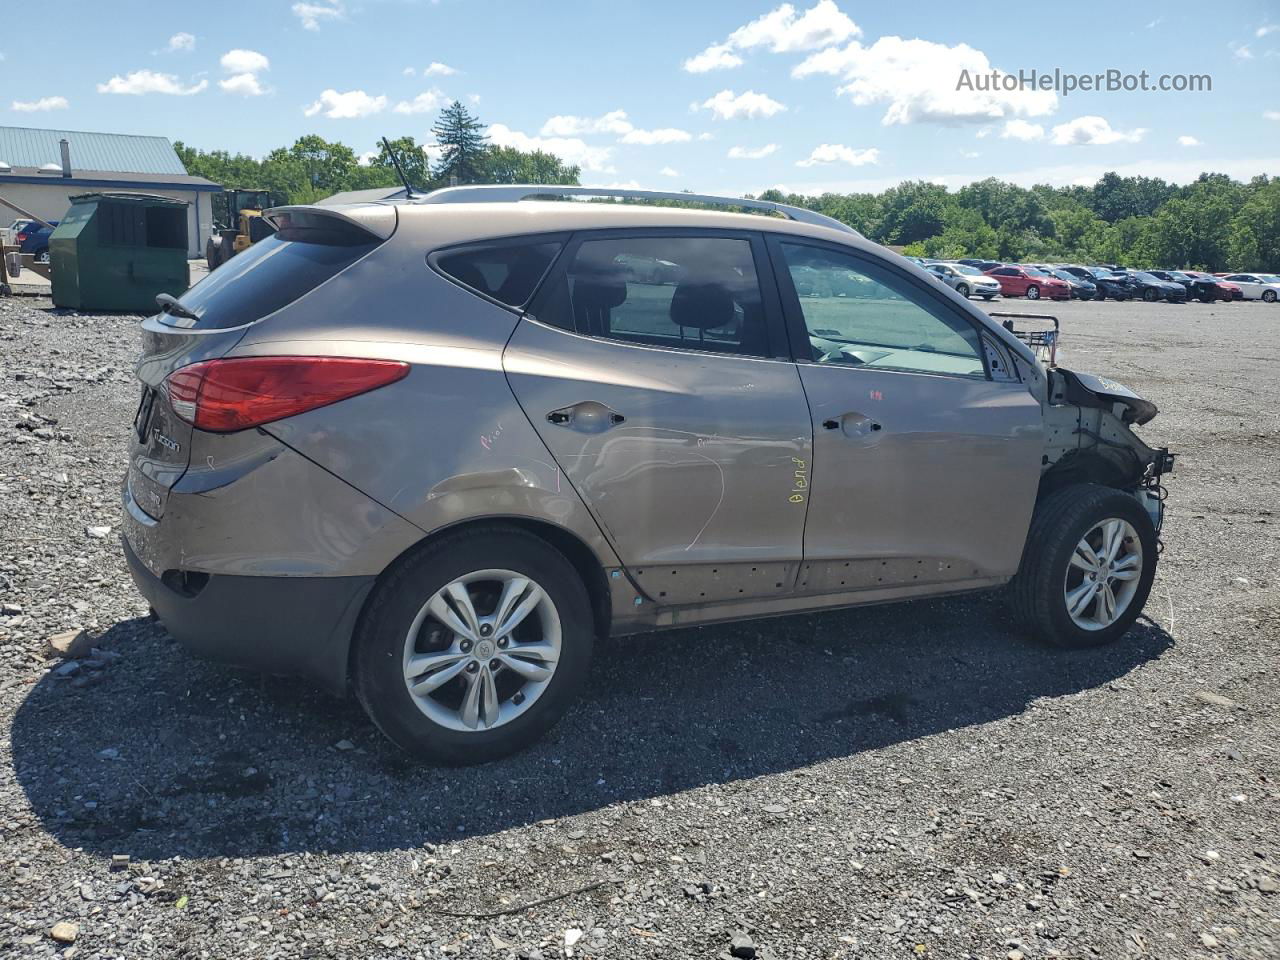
205, 236, 222, 272
1026, 285, 1040, 300
1263, 289, 1277, 303
1094, 290, 1105, 301
353, 528, 594, 764
34, 248, 50, 265
1009, 484, 1157, 649
982, 294, 995, 300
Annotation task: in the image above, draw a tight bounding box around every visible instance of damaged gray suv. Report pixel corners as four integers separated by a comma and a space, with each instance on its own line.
122, 186, 1174, 763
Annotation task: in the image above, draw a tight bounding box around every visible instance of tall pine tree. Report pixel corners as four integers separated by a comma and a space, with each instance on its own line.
431, 101, 489, 185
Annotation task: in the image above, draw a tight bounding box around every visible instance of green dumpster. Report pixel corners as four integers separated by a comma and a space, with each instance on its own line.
50, 193, 191, 312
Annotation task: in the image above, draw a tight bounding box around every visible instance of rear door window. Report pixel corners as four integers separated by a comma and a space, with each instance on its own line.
433, 238, 564, 307
535, 234, 771, 357
163, 211, 380, 330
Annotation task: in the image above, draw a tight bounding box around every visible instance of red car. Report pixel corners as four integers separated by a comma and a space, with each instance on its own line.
1184, 271, 1243, 301
983, 265, 1072, 300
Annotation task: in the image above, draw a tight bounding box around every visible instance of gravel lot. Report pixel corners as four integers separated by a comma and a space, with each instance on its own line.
1, 293, 1277, 959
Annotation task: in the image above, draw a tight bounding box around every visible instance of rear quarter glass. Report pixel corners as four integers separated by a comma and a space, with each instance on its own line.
159, 212, 381, 330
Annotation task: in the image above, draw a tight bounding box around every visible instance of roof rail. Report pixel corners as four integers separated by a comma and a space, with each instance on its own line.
414, 184, 862, 237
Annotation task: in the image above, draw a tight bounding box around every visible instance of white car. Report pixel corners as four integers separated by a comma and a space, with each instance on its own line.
925, 262, 1002, 299
2, 219, 34, 248
1221, 273, 1280, 303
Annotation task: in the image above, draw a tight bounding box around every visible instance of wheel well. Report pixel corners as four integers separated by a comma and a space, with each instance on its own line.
1038, 449, 1136, 501
375, 517, 613, 640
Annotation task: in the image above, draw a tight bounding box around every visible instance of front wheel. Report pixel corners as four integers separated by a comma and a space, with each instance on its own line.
353, 528, 594, 764
982, 294, 996, 300
1026, 285, 1040, 300
1094, 290, 1105, 301
955, 283, 970, 297
1009, 484, 1158, 648
1142, 287, 1159, 302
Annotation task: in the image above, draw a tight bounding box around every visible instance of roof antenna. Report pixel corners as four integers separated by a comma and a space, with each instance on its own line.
381, 136, 420, 199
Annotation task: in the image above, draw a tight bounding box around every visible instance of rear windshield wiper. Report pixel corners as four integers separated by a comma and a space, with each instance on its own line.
155, 293, 200, 322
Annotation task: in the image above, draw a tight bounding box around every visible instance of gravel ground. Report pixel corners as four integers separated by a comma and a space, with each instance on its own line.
0, 293, 1277, 960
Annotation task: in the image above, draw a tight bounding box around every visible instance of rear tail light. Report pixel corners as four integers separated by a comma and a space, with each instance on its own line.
166, 356, 409, 433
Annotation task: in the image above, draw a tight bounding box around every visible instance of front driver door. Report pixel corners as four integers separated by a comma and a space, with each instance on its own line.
505, 230, 813, 605
768, 238, 1043, 598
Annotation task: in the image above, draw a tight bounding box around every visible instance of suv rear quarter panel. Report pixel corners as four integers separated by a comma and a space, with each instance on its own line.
231, 228, 623, 586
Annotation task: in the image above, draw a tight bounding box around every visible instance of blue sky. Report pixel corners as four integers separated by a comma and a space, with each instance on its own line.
4, 0, 1279, 194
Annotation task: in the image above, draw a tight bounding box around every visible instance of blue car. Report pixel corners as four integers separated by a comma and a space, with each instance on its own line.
19, 221, 58, 264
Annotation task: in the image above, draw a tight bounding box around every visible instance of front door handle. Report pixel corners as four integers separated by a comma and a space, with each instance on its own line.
546, 401, 626, 433
824, 412, 882, 436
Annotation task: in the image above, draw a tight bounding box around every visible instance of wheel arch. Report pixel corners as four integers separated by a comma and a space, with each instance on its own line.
347, 516, 614, 691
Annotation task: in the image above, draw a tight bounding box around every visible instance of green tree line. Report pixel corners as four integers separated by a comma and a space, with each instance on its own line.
176, 100, 1276, 272
758, 171, 1279, 272
175, 101, 580, 224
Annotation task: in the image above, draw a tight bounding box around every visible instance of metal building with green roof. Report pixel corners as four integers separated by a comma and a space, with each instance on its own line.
0, 126, 221, 258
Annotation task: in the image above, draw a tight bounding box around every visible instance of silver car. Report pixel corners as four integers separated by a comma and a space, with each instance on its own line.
122, 186, 1173, 763
924, 261, 1001, 299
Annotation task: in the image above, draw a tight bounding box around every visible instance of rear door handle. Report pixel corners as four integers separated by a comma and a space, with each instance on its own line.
546, 401, 626, 433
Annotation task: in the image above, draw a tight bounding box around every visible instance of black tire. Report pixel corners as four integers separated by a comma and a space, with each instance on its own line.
1142, 287, 1158, 302
353, 527, 594, 764
205, 236, 222, 272
982, 294, 995, 300
34, 248, 50, 265
1263, 289, 1277, 303
1094, 290, 1105, 301
956, 283, 970, 297
1008, 484, 1158, 649
1026, 284, 1040, 300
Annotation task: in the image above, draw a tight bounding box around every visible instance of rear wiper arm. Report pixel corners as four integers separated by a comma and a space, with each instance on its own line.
155, 293, 199, 321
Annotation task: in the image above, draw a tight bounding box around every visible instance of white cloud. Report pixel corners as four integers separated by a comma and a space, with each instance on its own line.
660, 166, 679, 177
683, 44, 743, 73
393, 89, 445, 114
683, 1, 858, 74
293, 1, 342, 31
357, 149, 378, 167
794, 36, 1057, 126
700, 89, 786, 120
728, 0, 859, 53
697, 132, 714, 141
796, 143, 879, 167
402, 66, 415, 76
220, 49, 269, 74
303, 89, 387, 119
728, 144, 778, 159
166, 32, 195, 53
620, 127, 692, 145
1177, 135, 1201, 147
423, 61, 457, 77
1000, 119, 1044, 141
97, 70, 207, 96
602, 180, 643, 190
488, 123, 615, 172
1230, 42, 1254, 60
1258, 24, 1279, 37
220, 73, 264, 96
961, 150, 981, 158
1266, 111, 1280, 121
11, 96, 69, 112
541, 110, 633, 137
217, 49, 269, 96
1049, 115, 1146, 146
468, 94, 481, 104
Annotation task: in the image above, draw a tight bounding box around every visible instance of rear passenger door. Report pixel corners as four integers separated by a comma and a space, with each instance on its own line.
504, 230, 813, 605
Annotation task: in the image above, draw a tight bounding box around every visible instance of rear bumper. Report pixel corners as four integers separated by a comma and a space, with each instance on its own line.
123, 532, 372, 696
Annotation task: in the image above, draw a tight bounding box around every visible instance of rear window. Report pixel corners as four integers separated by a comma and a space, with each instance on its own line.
161, 212, 378, 329
434, 239, 563, 307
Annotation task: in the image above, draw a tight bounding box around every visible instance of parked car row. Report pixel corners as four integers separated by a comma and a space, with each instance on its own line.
906, 256, 1280, 304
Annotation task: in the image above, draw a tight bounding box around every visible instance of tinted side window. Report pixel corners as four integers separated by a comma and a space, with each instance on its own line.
436, 241, 562, 307
538, 235, 769, 357
779, 242, 985, 379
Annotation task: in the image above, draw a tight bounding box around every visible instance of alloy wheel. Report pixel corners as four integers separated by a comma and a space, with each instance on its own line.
402, 569, 561, 732
1063, 519, 1144, 631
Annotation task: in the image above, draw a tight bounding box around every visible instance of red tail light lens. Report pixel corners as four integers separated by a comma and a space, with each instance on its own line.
166, 356, 409, 433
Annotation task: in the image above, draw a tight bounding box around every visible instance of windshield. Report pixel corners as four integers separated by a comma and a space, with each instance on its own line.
1134, 272, 1161, 283
953, 264, 983, 276
1049, 269, 1078, 283
1025, 268, 1050, 278
1259, 275, 1280, 284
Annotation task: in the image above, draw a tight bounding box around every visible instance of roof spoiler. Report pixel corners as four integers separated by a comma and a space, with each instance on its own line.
413, 184, 862, 238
